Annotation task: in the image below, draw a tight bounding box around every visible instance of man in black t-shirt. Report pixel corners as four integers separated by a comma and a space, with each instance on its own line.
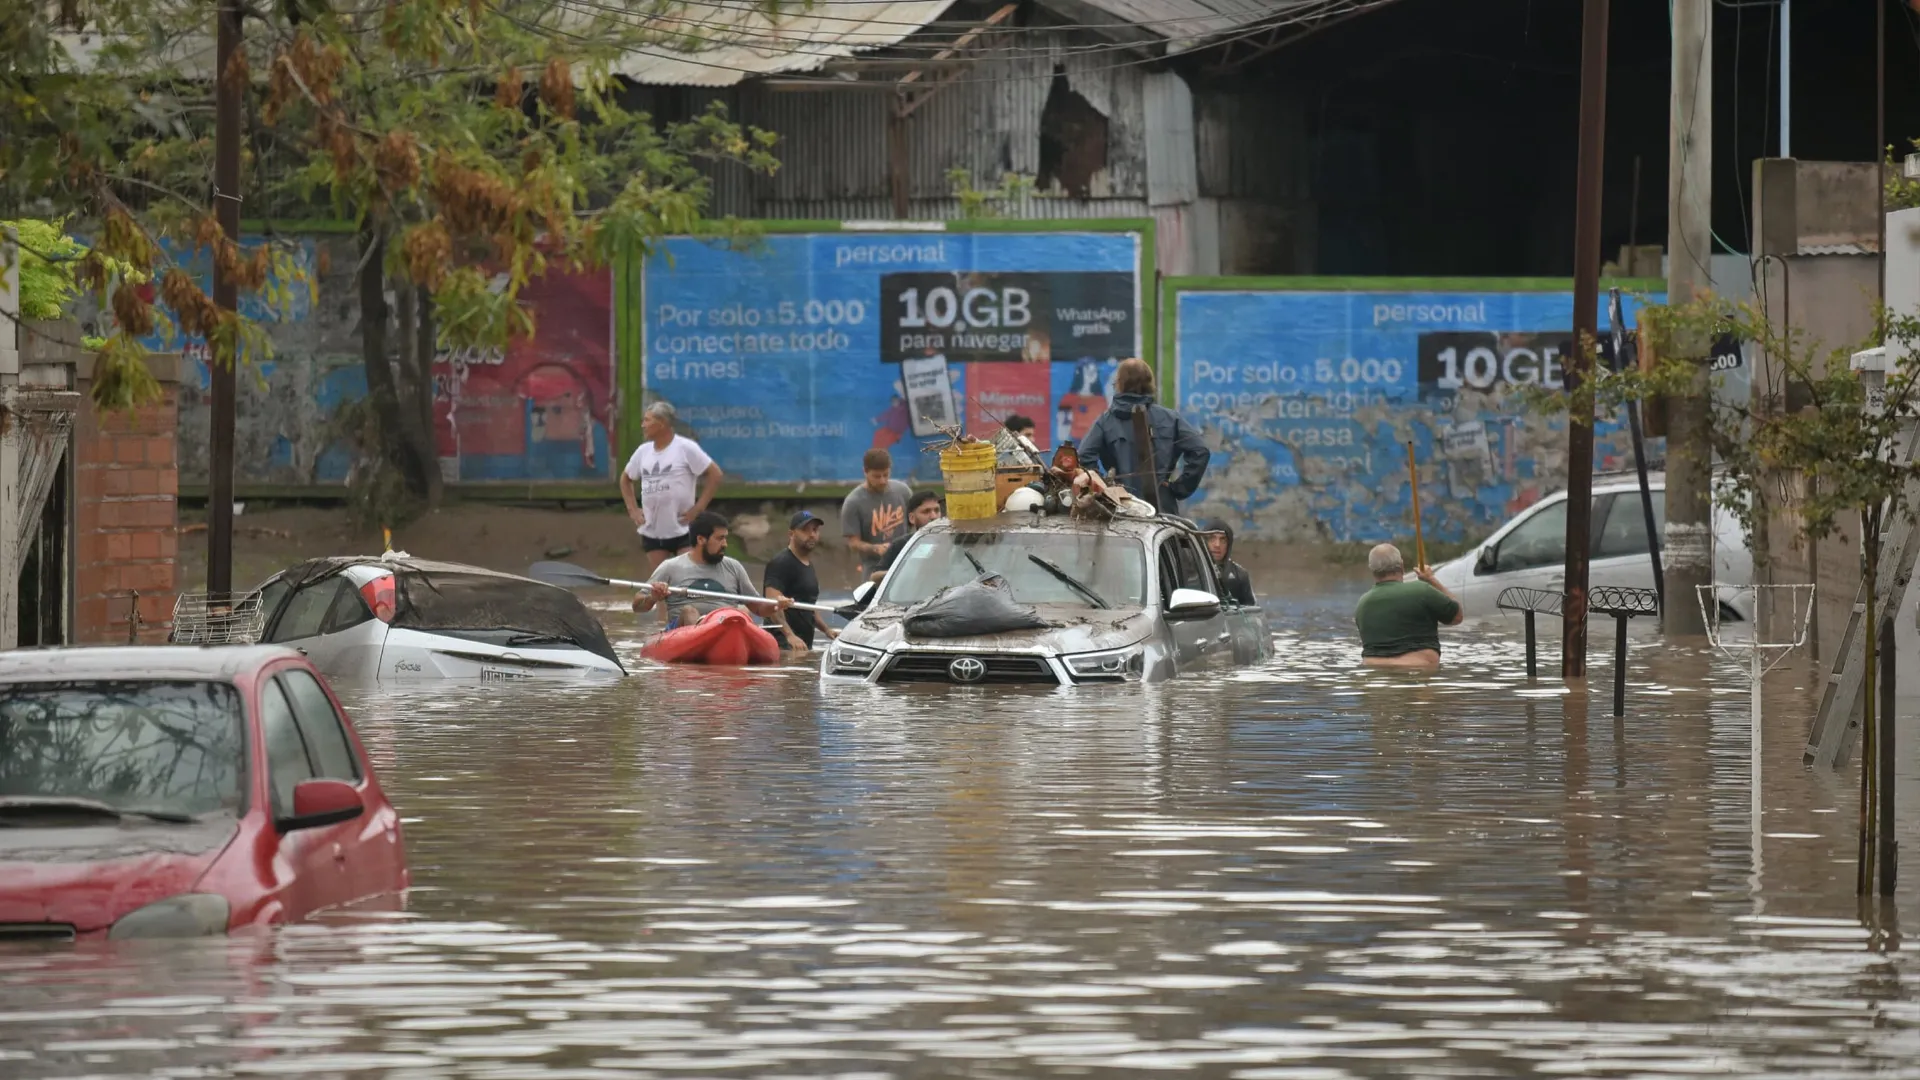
763, 510, 831, 652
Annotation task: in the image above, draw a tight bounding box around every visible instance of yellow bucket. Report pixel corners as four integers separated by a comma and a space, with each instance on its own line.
946, 489, 998, 521
940, 442, 999, 519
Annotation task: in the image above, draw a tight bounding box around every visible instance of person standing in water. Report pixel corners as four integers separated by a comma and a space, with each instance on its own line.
1199, 519, 1257, 607
1076, 358, 1210, 514
620, 401, 723, 572
762, 511, 833, 655
1354, 543, 1462, 668
870, 491, 944, 582
841, 448, 912, 579
634, 512, 784, 628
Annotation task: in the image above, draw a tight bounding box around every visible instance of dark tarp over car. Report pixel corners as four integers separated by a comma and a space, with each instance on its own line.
271, 558, 622, 668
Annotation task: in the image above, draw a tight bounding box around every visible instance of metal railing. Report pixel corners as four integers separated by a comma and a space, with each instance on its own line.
1499, 584, 1660, 717
169, 592, 266, 645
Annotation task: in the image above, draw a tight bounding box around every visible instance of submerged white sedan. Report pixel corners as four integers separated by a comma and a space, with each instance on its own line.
245, 557, 626, 681
1427, 473, 1754, 621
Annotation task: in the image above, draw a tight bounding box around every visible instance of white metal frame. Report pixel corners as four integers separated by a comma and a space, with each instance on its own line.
170, 592, 267, 645
1697, 583, 1814, 908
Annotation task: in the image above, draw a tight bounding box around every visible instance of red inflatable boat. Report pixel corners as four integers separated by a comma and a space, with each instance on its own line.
641, 608, 782, 666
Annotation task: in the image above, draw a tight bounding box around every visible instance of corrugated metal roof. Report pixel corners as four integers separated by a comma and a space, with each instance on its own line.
1059, 1, 1317, 49
613, 1, 957, 87
1799, 242, 1879, 256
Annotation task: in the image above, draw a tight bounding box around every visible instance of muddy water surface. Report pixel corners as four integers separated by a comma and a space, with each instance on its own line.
5, 590, 1920, 1078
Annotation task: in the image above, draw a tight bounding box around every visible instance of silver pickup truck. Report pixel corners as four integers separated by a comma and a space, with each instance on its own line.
822, 514, 1272, 686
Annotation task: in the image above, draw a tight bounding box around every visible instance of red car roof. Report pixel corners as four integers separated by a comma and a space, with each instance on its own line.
0, 645, 303, 683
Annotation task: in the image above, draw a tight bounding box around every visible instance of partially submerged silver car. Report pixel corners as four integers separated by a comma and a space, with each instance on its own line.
823, 515, 1271, 686
248, 557, 625, 681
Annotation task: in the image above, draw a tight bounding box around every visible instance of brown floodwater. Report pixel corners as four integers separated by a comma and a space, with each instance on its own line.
5, 586, 1920, 1078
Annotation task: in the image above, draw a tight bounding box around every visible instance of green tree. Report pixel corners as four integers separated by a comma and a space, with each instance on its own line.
1538, 297, 1920, 556
4, 0, 780, 515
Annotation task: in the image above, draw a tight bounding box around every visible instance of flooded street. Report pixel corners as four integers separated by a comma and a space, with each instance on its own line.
7, 588, 1920, 1078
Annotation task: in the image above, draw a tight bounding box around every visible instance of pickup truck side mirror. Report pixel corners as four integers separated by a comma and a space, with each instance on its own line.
1474, 546, 1498, 575
1167, 588, 1222, 619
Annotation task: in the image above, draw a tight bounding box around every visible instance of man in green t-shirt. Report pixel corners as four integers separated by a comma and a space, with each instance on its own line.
1354, 543, 1463, 668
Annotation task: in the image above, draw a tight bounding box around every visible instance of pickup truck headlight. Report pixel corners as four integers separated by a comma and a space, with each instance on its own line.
108, 893, 231, 939
828, 642, 882, 675
1064, 646, 1144, 681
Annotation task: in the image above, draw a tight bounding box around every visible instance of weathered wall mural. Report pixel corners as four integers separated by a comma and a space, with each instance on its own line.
1172, 283, 1665, 543
115, 233, 613, 487
432, 267, 615, 482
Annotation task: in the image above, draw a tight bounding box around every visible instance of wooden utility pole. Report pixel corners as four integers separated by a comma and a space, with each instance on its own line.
208, 0, 242, 597
1562, 0, 1610, 679
1663, 0, 1714, 637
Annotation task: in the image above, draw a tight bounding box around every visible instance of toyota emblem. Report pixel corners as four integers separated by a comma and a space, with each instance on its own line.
948, 656, 987, 683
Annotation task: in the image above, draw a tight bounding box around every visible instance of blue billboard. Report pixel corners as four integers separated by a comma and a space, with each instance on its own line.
1174, 287, 1662, 543
640, 230, 1144, 485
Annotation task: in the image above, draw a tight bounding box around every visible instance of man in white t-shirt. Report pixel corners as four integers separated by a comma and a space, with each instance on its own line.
620, 401, 724, 571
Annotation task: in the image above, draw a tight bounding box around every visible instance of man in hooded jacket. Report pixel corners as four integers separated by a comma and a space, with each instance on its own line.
1077, 358, 1210, 514
1200, 519, 1257, 607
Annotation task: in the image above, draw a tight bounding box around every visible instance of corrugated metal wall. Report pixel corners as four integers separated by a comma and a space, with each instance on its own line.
653, 29, 1154, 222
620, 29, 1318, 259
1195, 90, 1307, 202
1144, 72, 1198, 207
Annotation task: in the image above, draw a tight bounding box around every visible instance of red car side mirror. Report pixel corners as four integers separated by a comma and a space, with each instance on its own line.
279, 778, 366, 833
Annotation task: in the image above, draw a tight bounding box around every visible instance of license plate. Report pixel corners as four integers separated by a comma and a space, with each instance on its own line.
481, 668, 531, 682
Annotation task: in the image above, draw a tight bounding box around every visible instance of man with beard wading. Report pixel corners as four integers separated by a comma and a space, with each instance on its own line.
634, 512, 788, 629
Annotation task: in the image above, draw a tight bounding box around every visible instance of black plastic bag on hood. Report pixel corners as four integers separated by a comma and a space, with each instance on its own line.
902, 574, 1050, 638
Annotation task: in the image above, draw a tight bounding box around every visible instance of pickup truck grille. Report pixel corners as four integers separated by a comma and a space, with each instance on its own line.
879, 652, 1059, 685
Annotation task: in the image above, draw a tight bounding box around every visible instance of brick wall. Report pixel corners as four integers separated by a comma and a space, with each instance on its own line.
74, 365, 180, 644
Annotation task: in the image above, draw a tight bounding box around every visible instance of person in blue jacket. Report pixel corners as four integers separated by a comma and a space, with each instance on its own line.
1076, 358, 1211, 514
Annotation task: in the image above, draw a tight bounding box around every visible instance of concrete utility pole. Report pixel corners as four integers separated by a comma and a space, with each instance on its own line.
1562, 0, 1610, 679
208, 0, 242, 597
1663, 0, 1714, 637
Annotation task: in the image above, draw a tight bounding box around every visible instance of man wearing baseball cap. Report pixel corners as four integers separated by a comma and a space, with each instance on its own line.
762, 510, 834, 653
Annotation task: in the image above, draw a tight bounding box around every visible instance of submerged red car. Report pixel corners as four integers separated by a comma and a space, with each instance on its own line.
0, 645, 407, 941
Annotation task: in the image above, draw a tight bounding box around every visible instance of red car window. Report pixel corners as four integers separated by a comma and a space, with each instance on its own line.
260, 680, 315, 818
279, 671, 361, 783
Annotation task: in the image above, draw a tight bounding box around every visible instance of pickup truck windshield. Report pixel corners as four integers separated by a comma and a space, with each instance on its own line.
880, 532, 1146, 608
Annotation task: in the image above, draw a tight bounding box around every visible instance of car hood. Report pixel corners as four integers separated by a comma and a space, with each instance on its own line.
0, 816, 239, 931
841, 605, 1156, 654
1430, 554, 1473, 591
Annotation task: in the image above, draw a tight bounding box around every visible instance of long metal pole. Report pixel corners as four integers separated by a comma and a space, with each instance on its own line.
208, 0, 242, 597
1563, 0, 1610, 679
1878, 613, 1897, 895
1751, 625, 1763, 904
1859, 511, 1879, 896
1778, 0, 1790, 158
1612, 287, 1664, 609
